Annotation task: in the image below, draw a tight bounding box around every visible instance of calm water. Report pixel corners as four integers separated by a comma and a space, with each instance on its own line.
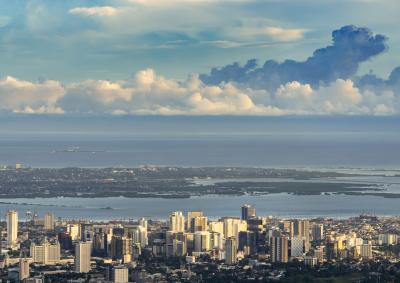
0, 194, 399, 221
0, 115, 400, 168
0, 116, 400, 219
1, 137, 400, 168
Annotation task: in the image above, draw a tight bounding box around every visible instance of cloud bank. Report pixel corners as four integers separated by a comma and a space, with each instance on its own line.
0, 25, 398, 116
0, 69, 397, 116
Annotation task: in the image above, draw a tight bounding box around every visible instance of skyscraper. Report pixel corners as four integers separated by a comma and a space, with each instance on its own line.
136, 226, 148, 248
80, 223, 93, 242
209, 221, 224, 237
241, 204, 256, 221
93, 232, 108, 257
223, 217, 247, 246
7, 210, 18, 247
311, 224, 324, 241
361, 243, 373, 260
75, 242, 92, 273
110, 236, 132, 262
58, 232, 73, 251
290, 220, 310, 252
238, 231, 257, 255
169, 211, 185, 233
225, 237, 237, 265
30, 240, 61, 264
326, 241, 338, 261
113, 265, 129, 283
19, 258, 30, 281
172, 239, 187, 256
44, 212, 55, 230
270, 235, 289, 263
67, 223, 80, 240
190, 216, 208, 233
187, 211, 203, 232
289, 236, 304, 257
194, 231, 210, 252
138, 217, 148, 230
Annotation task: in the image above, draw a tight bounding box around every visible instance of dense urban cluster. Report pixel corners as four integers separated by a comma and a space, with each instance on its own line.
1, 206, 400, 282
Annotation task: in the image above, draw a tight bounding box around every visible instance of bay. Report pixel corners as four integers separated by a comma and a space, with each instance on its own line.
1, 193, 399, 221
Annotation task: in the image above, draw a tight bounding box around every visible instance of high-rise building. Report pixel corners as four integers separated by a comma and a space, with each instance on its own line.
289, 237, 304, 257
190, 216, 208, 233
241, 204, 256, 221
19, 258, 30, 281
225, 237, 237, 265
132, 226, 148, 248
378, 234, 397, 245
93, 232, 108, 257
44, 213, 55, 230
326, 241, 338, 261
290, 220, 310, 252
30, 241, 61, 264
138, 218, 147, 230
194, 231, 210, 252
210, 232, 223, 250
169, 211, 185, 233
172, 239, 187, 256
313, 246, 325, 263
75, 241, 92, 273
270, 235, 289, 263
187, 211, 203, 231
247, 217, 267, 235
209, 221, 224, 237
58, 232, 73, 251
223, 218, 247, 240
80, 223, 93, 242
110, 236, 132, 262
238, 231, 257, 255
185, 233, 195, 254
110, 236, 123, 260
311, 224, 324, 241
361, 243, 373, 260
7, 210, 18, 247
113, 265, 129, 283
67, 224, 80, 241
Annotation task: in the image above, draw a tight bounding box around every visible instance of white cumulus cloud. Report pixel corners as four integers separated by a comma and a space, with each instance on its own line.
263, 27, 308, 42
274, 79, 397, 115
0, 70, 397, 116
69, 6, 119, 17
0, 76, 65, 114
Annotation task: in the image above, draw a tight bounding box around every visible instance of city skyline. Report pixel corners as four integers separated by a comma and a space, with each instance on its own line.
0, 1, 399, 281
0, 203, 398, 282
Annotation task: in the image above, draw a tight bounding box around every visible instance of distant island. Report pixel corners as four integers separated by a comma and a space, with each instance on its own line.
51, 146, 106, 153
0, 166, 388, 199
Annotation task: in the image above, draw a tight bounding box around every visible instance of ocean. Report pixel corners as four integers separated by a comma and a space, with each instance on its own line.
0, 115, 399, 219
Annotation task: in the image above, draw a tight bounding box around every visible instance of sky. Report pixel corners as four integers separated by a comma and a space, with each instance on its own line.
0, 0, 399, 116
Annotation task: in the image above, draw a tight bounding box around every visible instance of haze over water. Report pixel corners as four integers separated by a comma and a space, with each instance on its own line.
1, 115, 399, 219
1, 116, 399, 168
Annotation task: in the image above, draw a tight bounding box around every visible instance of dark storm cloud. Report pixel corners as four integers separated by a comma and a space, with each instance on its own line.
200, 25, 388, 91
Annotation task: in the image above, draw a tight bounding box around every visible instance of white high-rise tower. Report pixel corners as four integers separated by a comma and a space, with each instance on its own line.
7, 210, 18, 247
75, 241, 92, 273
169, 211, 185, 233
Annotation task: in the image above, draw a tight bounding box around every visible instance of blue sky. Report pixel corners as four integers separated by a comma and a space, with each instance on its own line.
0, 0, 399, 116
